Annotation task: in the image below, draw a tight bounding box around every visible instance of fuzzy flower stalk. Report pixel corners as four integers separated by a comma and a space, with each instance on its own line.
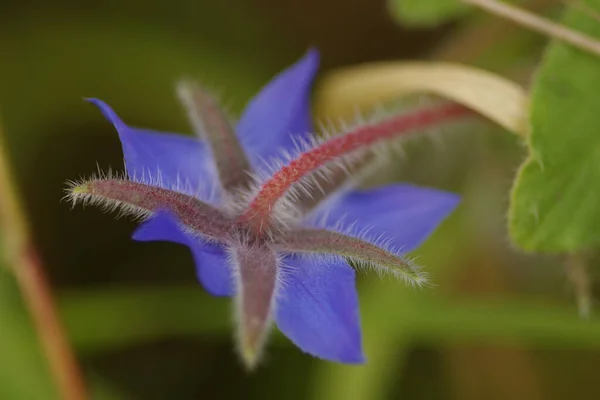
66, 50, 467, 368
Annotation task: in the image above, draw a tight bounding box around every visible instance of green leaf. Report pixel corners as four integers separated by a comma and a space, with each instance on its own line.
387, 0, 468, 27
509, 0, 600, 251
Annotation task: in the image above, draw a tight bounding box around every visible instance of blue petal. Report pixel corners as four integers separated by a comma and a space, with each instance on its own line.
133, 211, 233, 296
132, 210, 187, 245
275, 255, 364, 363
311, 184, 460, 252
87, 99, 218, 202
237, 49, 319, 168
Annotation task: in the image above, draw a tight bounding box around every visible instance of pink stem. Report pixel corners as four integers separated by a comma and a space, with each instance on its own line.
14, 247, 90, 400
0, 124, 89, 400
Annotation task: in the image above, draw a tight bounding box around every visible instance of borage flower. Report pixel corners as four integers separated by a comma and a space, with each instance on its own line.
67, 49, 467, 368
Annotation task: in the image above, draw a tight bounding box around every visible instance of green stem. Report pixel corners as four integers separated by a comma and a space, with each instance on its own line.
565, 252, 592, 319
462, 0, 600, 57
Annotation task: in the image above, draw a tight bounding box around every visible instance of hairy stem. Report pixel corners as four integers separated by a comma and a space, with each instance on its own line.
0, 124, 89, 400
177, 81, 253, 191
68, 178, 234, 242
273, 228, 426, 285
294, 153, 376, 214
243, 103, 470, 233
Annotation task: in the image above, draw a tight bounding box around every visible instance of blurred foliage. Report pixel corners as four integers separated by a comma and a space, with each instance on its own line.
388, 0, 468, 26
3, 0, 600, 399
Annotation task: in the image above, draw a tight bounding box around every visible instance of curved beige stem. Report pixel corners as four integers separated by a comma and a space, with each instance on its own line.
315, 61, 528, 136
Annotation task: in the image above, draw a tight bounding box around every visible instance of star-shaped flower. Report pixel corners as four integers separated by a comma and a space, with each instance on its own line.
67, 49, 466, 368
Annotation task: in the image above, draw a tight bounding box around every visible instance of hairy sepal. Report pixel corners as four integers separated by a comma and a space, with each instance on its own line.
230, 241, 280, 369
177, 80, 253, 191
273, 228, 427, 287
66, 176, 235, 242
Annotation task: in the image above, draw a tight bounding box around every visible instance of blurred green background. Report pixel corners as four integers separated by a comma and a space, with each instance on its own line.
2, 0, 600, 399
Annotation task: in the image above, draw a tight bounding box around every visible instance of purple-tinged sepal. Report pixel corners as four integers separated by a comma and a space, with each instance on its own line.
231, 242, 280, 368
